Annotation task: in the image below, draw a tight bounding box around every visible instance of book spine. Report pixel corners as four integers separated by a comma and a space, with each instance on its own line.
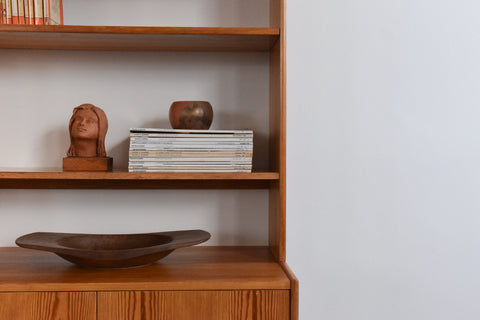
43, 0, 62, 25
131, 135, 253, 141
0, 0, 4, 24
33, 0, 42, 24
5, 0, 11, 24
129, 135, 253, 141
23, 0, 29, 24
128, 163, 252, 167
128, 168, 252, 173
11, 0, 17, 24
129, 160, 253, 165
42, 0, 47, 24
130, 128, 253, 135
17, 0, 24, 24
48, 0, 61, 24
129, 157, 252, 161
129, 150, 253, 158
129, 137, 253, 142
27, 0, 32, 24
129, 145, 253, 151
130, 140, 253, 146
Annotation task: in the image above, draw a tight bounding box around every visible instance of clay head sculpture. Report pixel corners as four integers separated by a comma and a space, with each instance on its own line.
67, 104, 108, 157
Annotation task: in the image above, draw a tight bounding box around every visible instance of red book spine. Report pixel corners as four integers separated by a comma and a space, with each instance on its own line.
11, 0, 18, 24
33, 0, 42, 24
17, 0, 24, 24
27, 0, 33, 24
57, 0, 62, 24
5, 0, 12, 24
23, 0, 29, 24
42, 0, 46, 23
0, 0, 4, 24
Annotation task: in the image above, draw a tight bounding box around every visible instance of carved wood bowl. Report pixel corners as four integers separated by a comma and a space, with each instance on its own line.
15, 230, 210, 268
169, 101, 213, 130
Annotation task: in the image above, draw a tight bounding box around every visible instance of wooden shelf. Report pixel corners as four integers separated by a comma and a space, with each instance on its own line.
0, 246, 291, 292
0, 170, 279, 189
0, 0, 296, 318
0, 25, 279, 52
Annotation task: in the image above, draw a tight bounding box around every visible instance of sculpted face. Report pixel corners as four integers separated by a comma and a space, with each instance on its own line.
67, 104, 108, 157
70, 109, 99, 140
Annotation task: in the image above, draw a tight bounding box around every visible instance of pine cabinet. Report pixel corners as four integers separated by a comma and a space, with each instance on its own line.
0, 292, 96, 320
0, 0, 296, 319
0, 247, 295, 319
97, 290, 289, 320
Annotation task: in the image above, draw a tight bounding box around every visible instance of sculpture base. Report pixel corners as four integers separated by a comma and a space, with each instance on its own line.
63, 157, 113, 172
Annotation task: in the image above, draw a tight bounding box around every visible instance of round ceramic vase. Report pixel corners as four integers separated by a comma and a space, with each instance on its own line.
169, 101, 213, 130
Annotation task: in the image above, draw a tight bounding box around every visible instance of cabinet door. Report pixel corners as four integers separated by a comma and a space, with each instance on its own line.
0, 292, 96, 320
98, 290, 290, 320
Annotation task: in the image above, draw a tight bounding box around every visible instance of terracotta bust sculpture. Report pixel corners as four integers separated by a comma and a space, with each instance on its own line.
63, 104, 112, 171
67, 104, 108, 157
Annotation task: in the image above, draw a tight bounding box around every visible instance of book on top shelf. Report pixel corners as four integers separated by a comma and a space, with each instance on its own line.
43, 0, 48, 24
27, 0, 33, 24
44, 0, 63, 25
0, 0, 4, 24
11, 0, 17, 24
24, 0, 30, 24
0, 0, 57, 25
17, 0, 25, 24
5, 0, 11, 24
33, 0, 43, 24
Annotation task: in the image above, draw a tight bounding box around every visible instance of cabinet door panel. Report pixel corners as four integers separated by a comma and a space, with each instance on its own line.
98, 290, 290, 320
0, 292, 96, 320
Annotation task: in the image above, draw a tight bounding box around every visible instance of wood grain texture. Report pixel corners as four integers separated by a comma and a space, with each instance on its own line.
281, 262, 299, 320
0, 247, 290, 292
268, 0, 287, 262
98, 290, 289, 320
0, 170, 278, 189
0, 25, 279, 51
0, 292, 96, 320
62, 157, 113, 172
15, 230, 210, 269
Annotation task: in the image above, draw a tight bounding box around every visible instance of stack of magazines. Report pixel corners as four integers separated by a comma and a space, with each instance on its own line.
1, 0, 63, 25
128, 128, 253, 172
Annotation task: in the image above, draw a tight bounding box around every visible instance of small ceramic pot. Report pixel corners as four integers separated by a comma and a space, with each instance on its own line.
169, 101, 213, 130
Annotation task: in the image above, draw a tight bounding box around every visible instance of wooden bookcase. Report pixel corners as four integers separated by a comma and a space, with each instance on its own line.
0, 1, 297, 319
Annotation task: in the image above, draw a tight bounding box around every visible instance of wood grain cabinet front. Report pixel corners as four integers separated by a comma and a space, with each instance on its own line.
0, 292, 96, 320
97, 290, 290, 320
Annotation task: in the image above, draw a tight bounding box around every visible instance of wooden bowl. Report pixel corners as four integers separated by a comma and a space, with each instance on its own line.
169, 101, 213, 129
16, 230, 210, 268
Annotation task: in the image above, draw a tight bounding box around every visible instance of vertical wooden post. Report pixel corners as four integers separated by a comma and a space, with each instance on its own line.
269, 0, 286, 262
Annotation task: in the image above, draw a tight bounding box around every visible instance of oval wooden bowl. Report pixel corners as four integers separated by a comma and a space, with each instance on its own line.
16, 230, 210, 268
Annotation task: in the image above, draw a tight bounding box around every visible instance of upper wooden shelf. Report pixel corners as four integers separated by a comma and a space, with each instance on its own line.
0, 246, 291, 291
0, 25, 280, 52
0, 170, 279, 189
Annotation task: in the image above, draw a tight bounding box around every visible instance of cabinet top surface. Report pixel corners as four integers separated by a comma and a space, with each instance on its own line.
0, 246, 290, 291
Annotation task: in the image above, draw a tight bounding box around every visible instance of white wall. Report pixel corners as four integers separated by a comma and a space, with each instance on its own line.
0, 0, 271, 246
287, 0, 480, 319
